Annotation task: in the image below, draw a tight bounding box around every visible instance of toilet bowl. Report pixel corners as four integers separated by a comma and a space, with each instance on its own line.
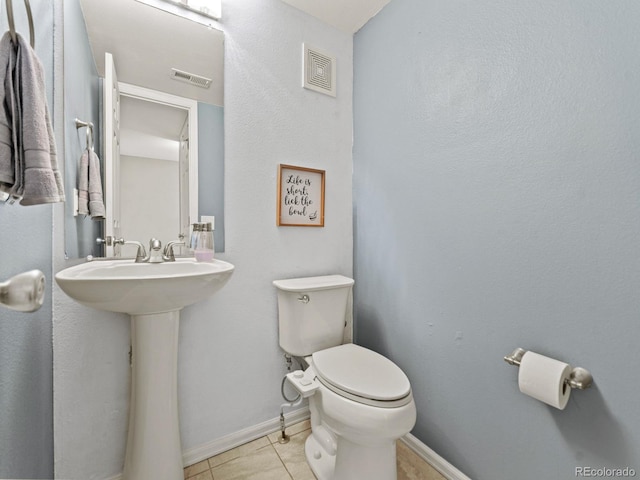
274, 275, 417, 480
304, 344, 416, 480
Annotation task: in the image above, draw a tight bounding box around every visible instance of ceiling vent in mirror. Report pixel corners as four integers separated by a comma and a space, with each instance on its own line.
170, 68, 212, 89
302, 44, 336, 97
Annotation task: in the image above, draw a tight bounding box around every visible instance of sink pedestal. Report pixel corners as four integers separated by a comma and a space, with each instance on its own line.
123, 311, 183, 480
54, 258, 235, 480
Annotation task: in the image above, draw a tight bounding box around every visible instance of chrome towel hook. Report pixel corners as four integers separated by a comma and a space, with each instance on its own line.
75, 118, 95, 152
6, 0, 35, 48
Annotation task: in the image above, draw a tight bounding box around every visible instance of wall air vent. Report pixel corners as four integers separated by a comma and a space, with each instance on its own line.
302, 44, 336, 97
169, 68, 212, 89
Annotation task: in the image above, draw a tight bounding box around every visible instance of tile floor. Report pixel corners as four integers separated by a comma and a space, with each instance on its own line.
184, 420, 446, 480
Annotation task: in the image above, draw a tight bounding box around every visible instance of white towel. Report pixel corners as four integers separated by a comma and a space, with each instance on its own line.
77, 148, 105, 219
0, 32, 64, 205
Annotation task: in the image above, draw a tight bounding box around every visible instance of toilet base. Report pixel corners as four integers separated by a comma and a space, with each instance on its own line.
305, 433, 335, 480
305, 428, 398, 480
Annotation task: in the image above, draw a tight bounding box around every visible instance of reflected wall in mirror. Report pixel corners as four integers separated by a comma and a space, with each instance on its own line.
64, 0, 224, 259
113, 83, 198, 256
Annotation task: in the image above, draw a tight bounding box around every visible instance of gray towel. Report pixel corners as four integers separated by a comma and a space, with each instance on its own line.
17, 33, 64, 205
0, 32, 19, 196
77, 149, 89, 216
0, 32, 64, 205
77, 148, 105, 219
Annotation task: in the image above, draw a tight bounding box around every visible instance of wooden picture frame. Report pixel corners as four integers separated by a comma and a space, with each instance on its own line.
277, 164, 325, 227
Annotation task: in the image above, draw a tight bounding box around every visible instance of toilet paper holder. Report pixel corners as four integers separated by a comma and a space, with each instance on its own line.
504, 347, 593, 390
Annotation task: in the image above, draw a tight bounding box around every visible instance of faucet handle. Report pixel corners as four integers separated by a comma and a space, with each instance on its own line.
163, 240, 186, 262
121, 240, 147, 263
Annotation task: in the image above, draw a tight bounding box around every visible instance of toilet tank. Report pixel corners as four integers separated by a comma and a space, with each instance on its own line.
273, 275, 354, 357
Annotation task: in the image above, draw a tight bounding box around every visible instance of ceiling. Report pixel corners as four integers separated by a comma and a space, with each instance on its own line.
78, 0, 224, 106
77, 0, 390, 109
281, 0, 391, 33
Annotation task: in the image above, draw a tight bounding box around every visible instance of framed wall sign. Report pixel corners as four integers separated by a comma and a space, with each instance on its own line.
277, 164, 325, 227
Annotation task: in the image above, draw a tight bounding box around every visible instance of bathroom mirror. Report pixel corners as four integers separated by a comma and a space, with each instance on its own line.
64, 0, 224, 259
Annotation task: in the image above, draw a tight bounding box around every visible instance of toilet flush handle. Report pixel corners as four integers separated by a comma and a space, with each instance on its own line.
298, 294, 310, 304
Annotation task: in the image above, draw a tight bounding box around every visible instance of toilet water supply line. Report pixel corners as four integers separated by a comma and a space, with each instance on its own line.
279, 354, 303, 444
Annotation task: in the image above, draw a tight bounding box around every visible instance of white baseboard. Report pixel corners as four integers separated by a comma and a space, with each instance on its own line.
103, 411, 470, 480
103, 407, 310, 479
182, 407, 310, 466
400, 433, 471, 480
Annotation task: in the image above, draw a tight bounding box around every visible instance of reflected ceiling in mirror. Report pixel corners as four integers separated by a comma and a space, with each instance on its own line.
120, 95, 188, 151
79, 0, 223, 106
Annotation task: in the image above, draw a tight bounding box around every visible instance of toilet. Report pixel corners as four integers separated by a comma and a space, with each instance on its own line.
273, 275, 417, 480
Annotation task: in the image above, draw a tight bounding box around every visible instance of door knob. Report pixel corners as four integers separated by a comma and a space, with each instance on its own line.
0, 270, 45, 312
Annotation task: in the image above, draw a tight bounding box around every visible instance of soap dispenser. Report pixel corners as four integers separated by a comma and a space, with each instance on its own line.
189, 222, 202, 254
194, 222, 214, 262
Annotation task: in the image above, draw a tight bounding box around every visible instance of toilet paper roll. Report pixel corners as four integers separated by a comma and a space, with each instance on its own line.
518, 351, 571, 410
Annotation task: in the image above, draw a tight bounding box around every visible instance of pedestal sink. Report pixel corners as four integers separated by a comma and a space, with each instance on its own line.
55, 258, 234, 480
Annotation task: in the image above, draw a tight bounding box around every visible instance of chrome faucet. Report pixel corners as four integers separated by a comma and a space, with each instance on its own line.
93, 237, 185, 263
140, 238, 164, 263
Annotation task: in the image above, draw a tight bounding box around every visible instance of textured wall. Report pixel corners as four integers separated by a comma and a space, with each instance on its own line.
63, 0, 102, 260
198, 102, 225, 252
52, 0, 353, 477
0, 1, 55, 478
354, 1, 640, 478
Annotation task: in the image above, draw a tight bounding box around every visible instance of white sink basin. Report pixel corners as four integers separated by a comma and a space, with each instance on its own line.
55, 257, 234, 314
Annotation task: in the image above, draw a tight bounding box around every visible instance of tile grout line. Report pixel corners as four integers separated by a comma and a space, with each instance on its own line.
272, 427, 315, 480
187, 420, 445, 480
267, 440, 295, 480
270, 435, 296, 480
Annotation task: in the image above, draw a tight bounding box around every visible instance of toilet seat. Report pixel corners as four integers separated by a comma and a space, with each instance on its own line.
312, 344, 412, 408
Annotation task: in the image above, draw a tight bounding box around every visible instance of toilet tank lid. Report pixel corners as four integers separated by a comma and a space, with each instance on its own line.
273, 275, 354, 292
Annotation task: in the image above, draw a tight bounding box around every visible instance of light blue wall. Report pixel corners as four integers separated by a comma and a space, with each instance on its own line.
0, 1, 55, 478
63, 0, 102, 259
353, 1, 640, 478
198, 102, 225, 252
